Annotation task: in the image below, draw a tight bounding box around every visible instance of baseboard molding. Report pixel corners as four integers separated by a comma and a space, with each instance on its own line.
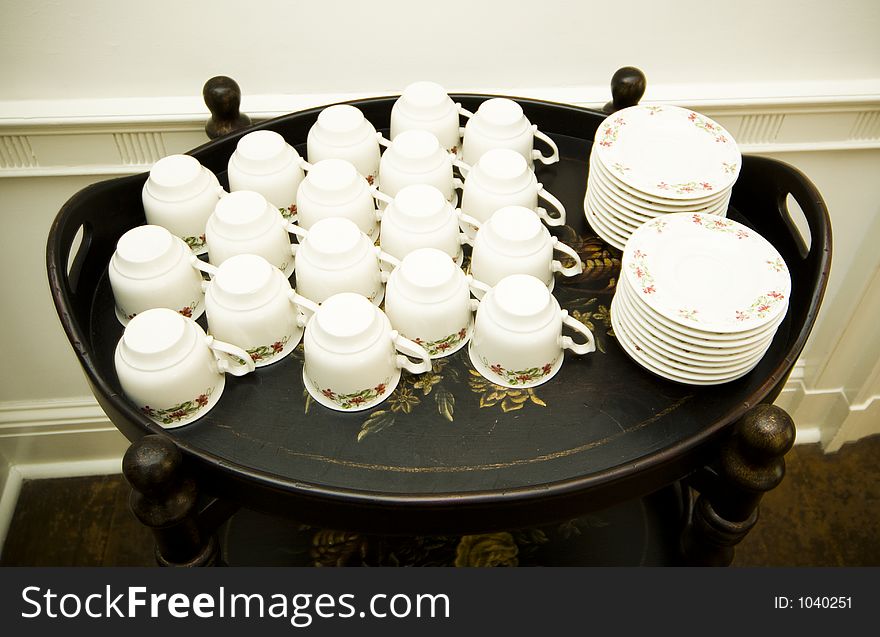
773, 377, 880, 452
0, 398, 127, 468
1, 81, 878, 178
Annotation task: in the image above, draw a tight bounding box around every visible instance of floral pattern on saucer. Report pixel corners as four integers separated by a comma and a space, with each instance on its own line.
735, 291, 786, 322
690, 213, 750, 238
627, 249, 656, 295
657, 181, 715, 196
597, 116, 626, 148
687, 112, 729, 143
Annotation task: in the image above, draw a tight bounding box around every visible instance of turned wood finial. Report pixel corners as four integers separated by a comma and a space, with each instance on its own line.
203, 75, 252, 139
719, 404, 796, 516
123, 435, 217, 566
681, 404, 796, 565
603, 66, 647, 114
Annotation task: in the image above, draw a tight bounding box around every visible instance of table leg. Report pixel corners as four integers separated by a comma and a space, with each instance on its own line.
681, 404, 796, 566
122, 434, 220, 567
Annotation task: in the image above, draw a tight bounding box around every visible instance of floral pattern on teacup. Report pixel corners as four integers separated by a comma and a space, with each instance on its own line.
313, 377, 392, 410
183, 234, 207, 252
124, 300, 200, 322
767, 257, 787, 273
140, 387, 213, 425
412, 327, 469, 357
280, 204, 297, 221
246, 335, 291, 364
481, 356, 559, 386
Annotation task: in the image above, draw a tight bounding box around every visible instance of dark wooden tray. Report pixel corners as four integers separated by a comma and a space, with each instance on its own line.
47, 95, 830, 535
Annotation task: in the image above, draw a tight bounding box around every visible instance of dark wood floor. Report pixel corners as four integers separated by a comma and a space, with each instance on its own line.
2, 436, 878, 567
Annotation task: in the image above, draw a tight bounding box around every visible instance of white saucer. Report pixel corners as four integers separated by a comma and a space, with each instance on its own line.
613, 296, 769, 374
623, 213, 790, 333
612, 311, 757, 385
593, 104, 741, 201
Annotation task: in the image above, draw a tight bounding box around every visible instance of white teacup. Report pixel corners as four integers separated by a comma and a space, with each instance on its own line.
295, 158, 390, 241
205, 190, 296, 276
385, 248, 489, 359
378, 184, 481, 265
115, 307, 255, 428
469, 205, 583, 290
469, 274, 595, 388
307, 104, 384, 184
142, 154, 225, 255
109, 225, 217, 325
390, 81, 474, 155
290, 217, 400, 305
227, 130, 311, 221
461, 98, 560, 168
302, 292, 431, 412
460, 148, 566, 236
378, 130, 471, 207
204, 254, 315, 368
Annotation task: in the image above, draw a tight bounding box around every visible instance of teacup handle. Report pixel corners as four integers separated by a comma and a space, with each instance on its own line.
370, 185, 395, 216
536, 184, 566, 226
286, 221, 309, 242
559, 310, 596, 356
190, 255, 217, 278
466, 274, 491, 301
391, 330, 431, 375
207, 335, 256, 377
457, 210, 482, 245
288, 291, 319, 327
531, 126, 560, 165
452, 157, 471, 177
550, 238, 584, 278
375, 246, 401, 272
299, 157, 313, 172
377, 132, 392, 148
457, 104, 474, 137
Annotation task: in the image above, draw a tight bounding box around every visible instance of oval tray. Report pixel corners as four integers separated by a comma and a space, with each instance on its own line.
47, 95, 831, 535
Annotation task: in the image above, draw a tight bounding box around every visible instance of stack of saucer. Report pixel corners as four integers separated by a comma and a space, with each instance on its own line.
611, 213, 790, 385
585, 104, 741, 250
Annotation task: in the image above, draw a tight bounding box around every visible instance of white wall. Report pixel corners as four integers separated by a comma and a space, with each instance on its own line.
0, 0, 879, 475
2, 0, 879, 102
